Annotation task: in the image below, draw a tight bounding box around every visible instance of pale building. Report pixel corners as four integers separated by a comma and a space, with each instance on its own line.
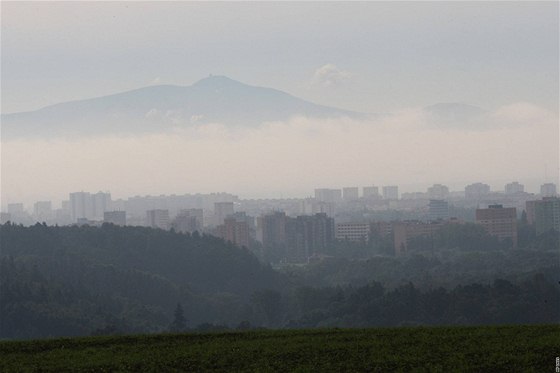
92, 192, 112, 220
172, 209, 203, 233
540, 183, 557, 198
104, 211, 126, 226
382, 186, 399, 200
214, 202, 234, 226
299, 199, 335, 217
33, 201, 52, 222
69, 192, 93, 222
7, 203, 24, 215
428, 199, 449, 221
363, 186, 380, 199
427, 184, 449, 200
146, 209, 170, 230
505, 182, 524, 194
342, 187, 360, 201
465, 183, 491, 200
314, 188, 342, 203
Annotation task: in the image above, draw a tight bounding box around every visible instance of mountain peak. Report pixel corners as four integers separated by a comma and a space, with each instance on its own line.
192, 75, 244, 89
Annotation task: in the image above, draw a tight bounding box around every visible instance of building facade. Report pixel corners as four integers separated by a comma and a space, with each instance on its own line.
382, 186, 399, 200
335, 222, 370, 242
475, 205, 517, 247
146, 209, 170, 230
533, 197, 560, 235
104, 211, 126, 226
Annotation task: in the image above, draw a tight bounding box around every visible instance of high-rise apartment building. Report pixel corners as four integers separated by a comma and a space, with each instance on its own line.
258, 211, 287, 248
505, 182, 524, 194
314, 188, 342, 203
540, 183, 557, 198
382, 186, 399, 200
427, 184, 449, 200
69, 191, 111, 222
217, 216, 250, 249
92, 192, 111, 220
172, 209, 203, 233
342, 187, 359, 201
465, 183, 490, 200
363, 186, 380, 199
69, 192, 93, 222
475, 205, 517, 247
257, 212, 334, 263
428, 199, 449, 221
33, 201, 52, 222
533, 197, 560, 235
214, 202, 234, 226
146, 209, 170, 230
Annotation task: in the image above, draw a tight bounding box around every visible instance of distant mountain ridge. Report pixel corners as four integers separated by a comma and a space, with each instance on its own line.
1, 75, 364, 139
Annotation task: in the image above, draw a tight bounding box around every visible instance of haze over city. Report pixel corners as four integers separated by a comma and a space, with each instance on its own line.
2, 1, 558, 208
2, 2, 560, 368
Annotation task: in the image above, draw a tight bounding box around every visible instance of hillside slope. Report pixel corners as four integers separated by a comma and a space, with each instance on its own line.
1, 76, 363, 139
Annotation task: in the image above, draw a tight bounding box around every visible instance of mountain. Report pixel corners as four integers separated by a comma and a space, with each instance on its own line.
1, 76, 363, 139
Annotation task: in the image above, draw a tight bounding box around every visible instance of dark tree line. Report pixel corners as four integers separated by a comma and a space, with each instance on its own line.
282, 275, 560, 328
1, 222, 558, 340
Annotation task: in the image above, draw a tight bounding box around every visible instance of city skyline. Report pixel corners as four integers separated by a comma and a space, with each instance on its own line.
3, 180, 557, 216
1, 178, 557, 210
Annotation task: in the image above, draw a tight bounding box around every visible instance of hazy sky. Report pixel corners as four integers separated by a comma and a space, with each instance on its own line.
2, 2, 558, 114
1, 1, 559, 207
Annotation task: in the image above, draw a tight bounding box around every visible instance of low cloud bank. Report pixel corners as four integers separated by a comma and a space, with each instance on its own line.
1, 103, 557, 205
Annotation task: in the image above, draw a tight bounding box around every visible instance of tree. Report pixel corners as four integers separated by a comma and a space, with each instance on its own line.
251, 289, 282, 327
169, 303, 187, 332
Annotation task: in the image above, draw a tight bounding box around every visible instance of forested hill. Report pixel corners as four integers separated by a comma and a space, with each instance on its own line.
0, 223, 284, 339
1, 223, 280, 296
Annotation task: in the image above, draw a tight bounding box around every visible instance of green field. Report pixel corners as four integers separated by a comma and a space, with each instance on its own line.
1, 325, 558, 372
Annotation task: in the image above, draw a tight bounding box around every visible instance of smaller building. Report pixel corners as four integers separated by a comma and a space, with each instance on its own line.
336, 222, 370, 242
393, 220, 449, 256
428, 199, 449, 221
104, 211, 126, 226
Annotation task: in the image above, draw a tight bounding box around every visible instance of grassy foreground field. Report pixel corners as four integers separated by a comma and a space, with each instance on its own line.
1, 325, 558, 372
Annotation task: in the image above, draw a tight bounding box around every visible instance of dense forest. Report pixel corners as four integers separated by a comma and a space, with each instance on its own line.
1, 223, 558, 339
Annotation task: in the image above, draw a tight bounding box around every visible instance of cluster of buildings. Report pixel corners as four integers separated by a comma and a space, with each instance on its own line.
2, 181, 558, 263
